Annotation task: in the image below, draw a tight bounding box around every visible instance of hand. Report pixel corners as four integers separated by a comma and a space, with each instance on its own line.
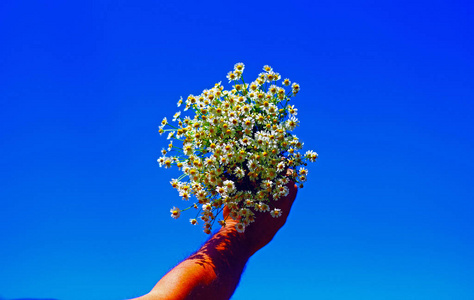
222, 178, 298, 256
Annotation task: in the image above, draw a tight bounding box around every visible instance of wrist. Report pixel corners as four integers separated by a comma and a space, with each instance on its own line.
216, 222, 253, 261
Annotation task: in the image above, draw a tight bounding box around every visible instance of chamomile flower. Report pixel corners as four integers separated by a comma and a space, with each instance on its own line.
235, 222, 246, 233
277, 161, 286, 172
240, 135, 252, 147
163, 158, 172, 169
172, 111, 181, 121
249, 81, 259, 91
202, 203, 212, 211
179, 191, 191, 201
288, 105, 298, 115
299, 167, 308, 176
234, 166, 245, 178
170, 179, 179, 189
227, 71, 237, 82
279, 177, 290, 185
270, 208, 282, 218
229, 117, 239, 127
305, 150, 318, 162
286, 116, 299, 131
247, 159, 258, 171
157, 157, 165, 167
170, 207, 181, 219
258, 202, 270, 212
276, 185, 289, 197
292, 82, 300, 94
216, 186, 227, 196
261, 180, 273, 190
242, 117, 254, 129
234, 62, 245, 72
223, 180, 236, 194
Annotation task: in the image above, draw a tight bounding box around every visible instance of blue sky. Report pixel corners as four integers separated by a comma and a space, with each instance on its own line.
1, 0, 473, 299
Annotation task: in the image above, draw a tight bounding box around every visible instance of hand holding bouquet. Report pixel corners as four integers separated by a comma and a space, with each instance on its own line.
158, 63, 318, 234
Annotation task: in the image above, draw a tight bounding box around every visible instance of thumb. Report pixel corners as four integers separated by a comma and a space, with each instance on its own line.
223, 205, 230, 219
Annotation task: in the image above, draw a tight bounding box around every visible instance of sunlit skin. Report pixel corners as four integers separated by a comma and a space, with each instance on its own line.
132, 179, 297, 300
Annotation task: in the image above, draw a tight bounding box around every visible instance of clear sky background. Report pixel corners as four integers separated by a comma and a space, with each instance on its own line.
1, 1, 473, 299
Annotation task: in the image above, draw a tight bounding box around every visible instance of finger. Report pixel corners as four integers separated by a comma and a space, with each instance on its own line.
223, 205, 230, 219
275, 182, 298, 217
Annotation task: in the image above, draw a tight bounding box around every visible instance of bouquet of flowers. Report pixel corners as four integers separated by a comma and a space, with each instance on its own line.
157, 63, 318, 234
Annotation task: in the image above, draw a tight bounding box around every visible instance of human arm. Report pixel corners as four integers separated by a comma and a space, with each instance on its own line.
132, 180, 298, 300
